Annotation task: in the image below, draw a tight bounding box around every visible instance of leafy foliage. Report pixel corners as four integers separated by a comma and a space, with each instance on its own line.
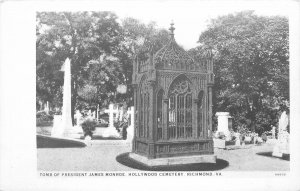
81, 119, 98, 137
198, 11, 289, 133
36, 12, 169, 124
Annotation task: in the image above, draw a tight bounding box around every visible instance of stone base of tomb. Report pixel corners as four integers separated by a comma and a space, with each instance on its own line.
133, 138, 214, 158
129, 152, 216, 166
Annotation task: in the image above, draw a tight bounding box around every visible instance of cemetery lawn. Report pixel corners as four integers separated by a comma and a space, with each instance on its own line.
37, 141, 289, 171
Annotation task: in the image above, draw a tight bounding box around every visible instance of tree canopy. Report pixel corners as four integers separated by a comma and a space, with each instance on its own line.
198, 11, 289, 133
36, 12, 169, 122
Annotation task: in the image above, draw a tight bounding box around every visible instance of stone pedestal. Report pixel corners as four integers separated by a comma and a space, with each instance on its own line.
213, 138, 226, 149
272, 131, 289, 157
215, 112, 232, 141
129, 153, 216, 167
272, 111, 290, 157
51, 115, 63, 137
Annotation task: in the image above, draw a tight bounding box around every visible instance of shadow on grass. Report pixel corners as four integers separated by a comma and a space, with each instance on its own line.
37, 135, 86, 148
116, 152, 229, 171
256, 152, 290, 161
83, 135, 123, 141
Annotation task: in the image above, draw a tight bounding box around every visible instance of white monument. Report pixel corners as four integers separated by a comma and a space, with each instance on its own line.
51, 58, 82, 138
272, 125, 276, 139
102, 103, 121, 137
272, 111, 289, 157
235, 132, 241, 146
126, 106, 134, 142
215, 112, 232, 141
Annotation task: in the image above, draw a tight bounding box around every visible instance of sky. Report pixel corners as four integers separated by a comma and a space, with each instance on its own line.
34, 0, 293, 50
92, 0, 291, 49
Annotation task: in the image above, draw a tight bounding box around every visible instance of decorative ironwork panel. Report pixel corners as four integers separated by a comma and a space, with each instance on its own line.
157, 90, 164, 140
139, 91, 144, 137
167, 77, 193, 139
168, 94, 176, 139
197, 91, 204, 137
185, 94, 192, 137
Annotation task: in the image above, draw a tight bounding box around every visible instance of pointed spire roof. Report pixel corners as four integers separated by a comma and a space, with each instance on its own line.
154, 22, 194, 70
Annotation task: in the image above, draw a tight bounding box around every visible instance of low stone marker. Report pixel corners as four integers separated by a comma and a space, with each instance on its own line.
213, 138, 226, 149
235, 132, 241, 146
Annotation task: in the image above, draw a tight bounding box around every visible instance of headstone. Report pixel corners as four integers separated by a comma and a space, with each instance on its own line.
44, 101, 49, 114
235, 132, 241, 146
213, 138, 226, 149
126, 106, 134, 142
102, 103, 120, 137
118, 107, 124, 121
272, 125, 276, 139
75, 110, 82, 126
215, 112, 232, 141
244, 136, 252, 143
256, 137, 263, 144
92, 111, 96, 119
272, 111, 289, 157
73, 110, 83, 134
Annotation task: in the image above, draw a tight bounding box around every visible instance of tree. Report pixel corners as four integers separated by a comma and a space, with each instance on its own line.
36, 13, 170, 123
198, 11, 289, 133
37, 12, 127, 123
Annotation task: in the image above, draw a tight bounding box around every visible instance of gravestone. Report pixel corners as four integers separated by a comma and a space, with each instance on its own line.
44, 101, 50, 114
102, 103, 121, 137
73, 110, 83, 134
126, 106, 134, 142
75, 110, 82, 127
215, 112, 232, 141
235, 132, 241, 146
272, 111, 289, 157
272, 125, 276, 139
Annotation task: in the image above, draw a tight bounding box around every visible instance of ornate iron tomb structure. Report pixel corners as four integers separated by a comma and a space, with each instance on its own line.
130, 23, 215, 165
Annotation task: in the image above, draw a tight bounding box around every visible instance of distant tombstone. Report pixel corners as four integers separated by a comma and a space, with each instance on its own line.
102, 103, 121, 137
75, 110, 82, 126
244, 136, 252, 143
92, 111, 96, 119
256, 137, 263, 144
272, 111, 289, 157
87, 110, 93, 119
44, 101, 50, 114
216, 112, 232, 141
235, 132, 241, 146
272, 125, 276, 139
126, 106, 134, 142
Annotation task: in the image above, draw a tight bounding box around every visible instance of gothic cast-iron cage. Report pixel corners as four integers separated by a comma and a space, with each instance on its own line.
132, 23, 214, 159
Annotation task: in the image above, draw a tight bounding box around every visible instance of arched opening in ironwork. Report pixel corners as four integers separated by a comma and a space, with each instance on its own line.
139, 76, 149, 138
167, 75, 193, 139
157, 89, 164, 140
197, 90, 204, 137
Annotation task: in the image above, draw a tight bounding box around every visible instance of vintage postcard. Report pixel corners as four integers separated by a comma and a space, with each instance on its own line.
1, 0, 300, 190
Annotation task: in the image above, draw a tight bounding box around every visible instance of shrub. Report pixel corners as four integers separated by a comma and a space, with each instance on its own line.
81, 119, 98, 137
36, 111, 54, 126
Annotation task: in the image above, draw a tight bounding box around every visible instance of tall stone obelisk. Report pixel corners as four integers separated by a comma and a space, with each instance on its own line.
51, 58, 82, 138
61, 58, 73, 136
